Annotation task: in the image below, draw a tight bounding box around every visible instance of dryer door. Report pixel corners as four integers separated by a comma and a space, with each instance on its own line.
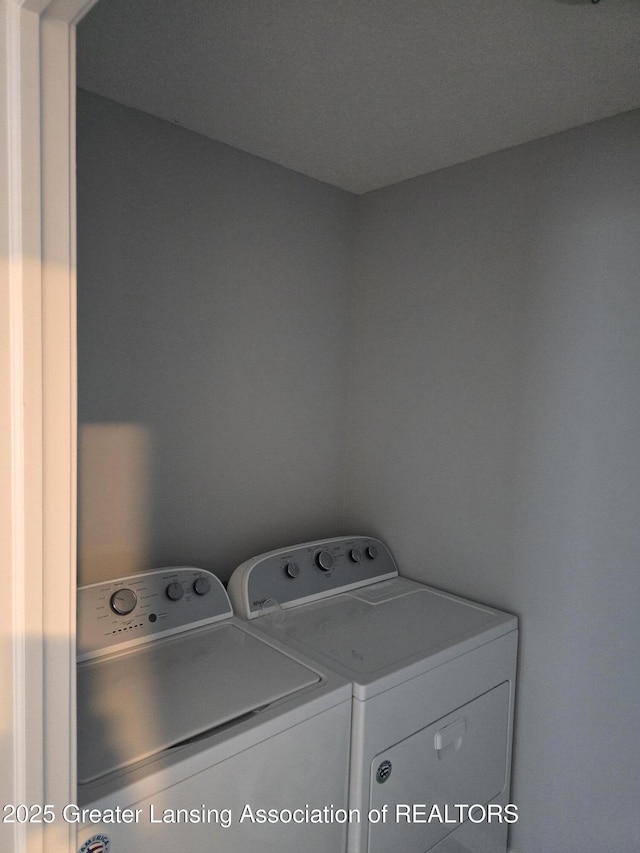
368, 681, 510, 853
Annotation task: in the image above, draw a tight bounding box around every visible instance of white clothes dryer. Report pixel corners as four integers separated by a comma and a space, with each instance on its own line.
76, 567, 352, 853
228, 536, 518, 853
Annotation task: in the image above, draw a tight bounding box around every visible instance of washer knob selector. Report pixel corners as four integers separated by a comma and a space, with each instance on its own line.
350, 548, 362, 563
110, 588, 137, 616
166, 581, 184, 601
316, 550, 335, 571
285, 562, 300, 579
193, 576, 211, 595
366, 544, 378, 560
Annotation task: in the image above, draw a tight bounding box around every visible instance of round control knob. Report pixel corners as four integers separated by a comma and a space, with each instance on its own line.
166, 581, 184, 601
316, 550, 335, 572
110, 588, 137, 616
193, 576, 211, 596
366, 544, 379, 560
350, 548, 362, 563
285, 562, 300, 579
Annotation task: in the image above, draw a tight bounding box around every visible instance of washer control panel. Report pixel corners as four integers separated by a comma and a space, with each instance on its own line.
78, 567, 231, 660
228, 536, 398, 619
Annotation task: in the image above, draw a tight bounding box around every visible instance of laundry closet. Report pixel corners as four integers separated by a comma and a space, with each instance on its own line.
75, 5, 640, 853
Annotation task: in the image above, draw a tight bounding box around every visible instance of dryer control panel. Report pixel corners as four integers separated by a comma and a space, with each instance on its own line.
78, 567, 232, 660
228, 536, 397, 619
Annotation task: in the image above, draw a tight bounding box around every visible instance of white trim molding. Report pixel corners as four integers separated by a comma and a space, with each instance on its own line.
1, 1, 96, 851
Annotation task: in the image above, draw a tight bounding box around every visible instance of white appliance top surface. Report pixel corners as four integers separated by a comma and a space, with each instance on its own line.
260, 578, 516, 695
77, 621, 319, 784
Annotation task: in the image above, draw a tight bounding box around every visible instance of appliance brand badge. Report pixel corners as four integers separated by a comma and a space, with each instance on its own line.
78, 834, 111, 853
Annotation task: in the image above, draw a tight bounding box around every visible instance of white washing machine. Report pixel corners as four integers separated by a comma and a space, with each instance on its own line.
228, 536, 518, 853
76, 567, 352, 853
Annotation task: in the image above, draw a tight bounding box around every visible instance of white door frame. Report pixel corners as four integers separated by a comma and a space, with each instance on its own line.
1, 1, 97, 851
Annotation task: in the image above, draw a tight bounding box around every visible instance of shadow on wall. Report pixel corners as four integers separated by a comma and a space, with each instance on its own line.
78, 423, 152, 585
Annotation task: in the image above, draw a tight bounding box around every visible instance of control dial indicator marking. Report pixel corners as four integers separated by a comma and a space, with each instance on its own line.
285, 562, 300, 579
316, 550, 335, 572
166, 581, 185, 601
110, 588, 137, 616
193, 576, 211, 595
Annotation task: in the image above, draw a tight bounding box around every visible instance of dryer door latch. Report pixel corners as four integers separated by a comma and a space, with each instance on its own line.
434, 717, 466, 758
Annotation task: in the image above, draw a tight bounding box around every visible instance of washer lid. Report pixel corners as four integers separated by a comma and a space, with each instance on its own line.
77, 622, 320, 784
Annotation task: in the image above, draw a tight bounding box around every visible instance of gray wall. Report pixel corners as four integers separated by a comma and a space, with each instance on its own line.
77, 90, 356, 584
78, 90, 640, 852
347, 110, 640, 853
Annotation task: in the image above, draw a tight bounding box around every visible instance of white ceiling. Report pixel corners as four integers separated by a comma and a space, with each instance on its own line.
77, 0, 640, 194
